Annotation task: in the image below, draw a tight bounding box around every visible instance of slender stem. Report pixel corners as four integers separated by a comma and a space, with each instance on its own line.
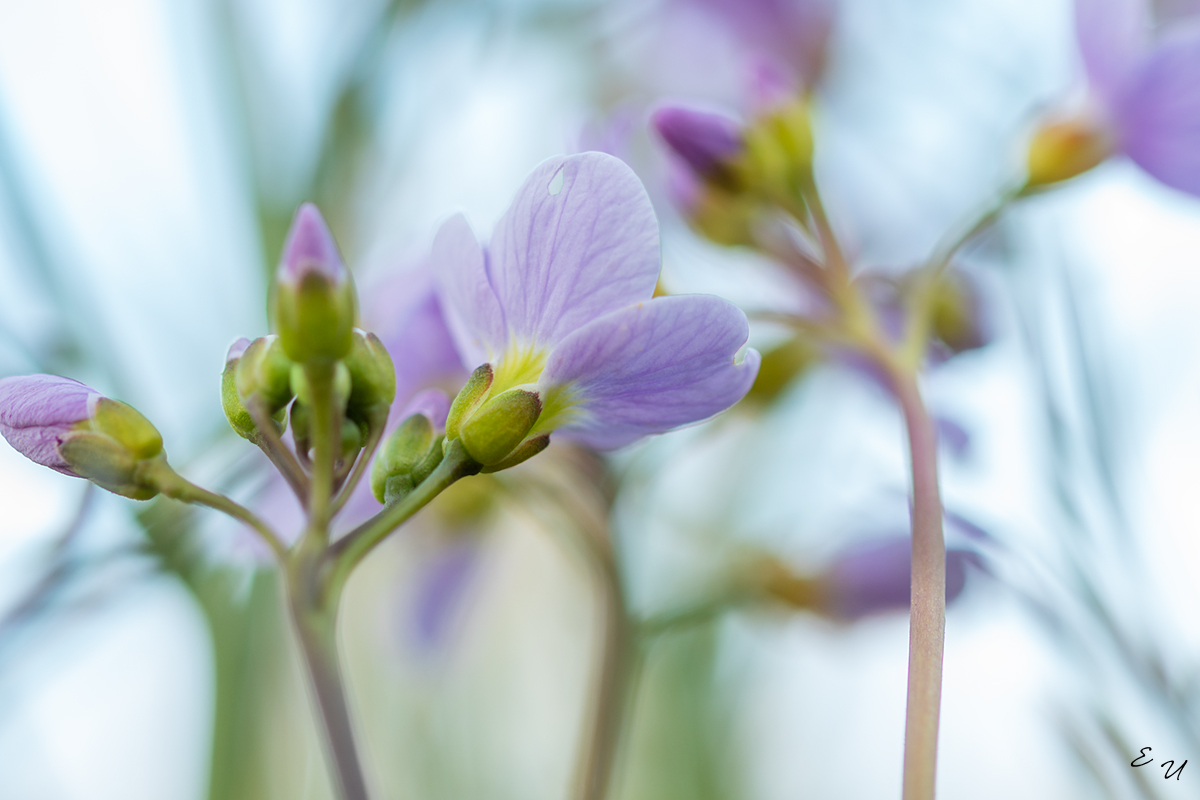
285, 558, 370, 800
332, 408, 388, 515
305, 363, 339, 539
141, 458, 288, 561
798, 172, 848, 284
247, 400, 310, 505
892, 369, 945, 800
574, 533, 631, 800
326, 439, 480, 599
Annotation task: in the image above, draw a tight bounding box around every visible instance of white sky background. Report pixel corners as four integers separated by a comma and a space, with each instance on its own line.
0, 0, 1198, 798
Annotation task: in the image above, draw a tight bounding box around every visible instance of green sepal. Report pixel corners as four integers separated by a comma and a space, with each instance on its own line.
89, 398, 163, 460
458, 388, 542, 466
445, 363, 494, 440
370, 413, 443, 503
235, 336, 294, 413
221, 356, 258, 440
345, 330, 396, 418
58, 431, 157, 499
272, 271, 358, 364
480, 433, 550, 473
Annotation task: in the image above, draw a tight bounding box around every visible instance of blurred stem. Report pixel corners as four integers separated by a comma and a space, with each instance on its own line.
286, 552, 370, 800
891, 368, 945, 800
574, 534, 633, 800
141, 458, 287, 561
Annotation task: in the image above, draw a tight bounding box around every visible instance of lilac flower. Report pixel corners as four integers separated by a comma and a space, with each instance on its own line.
651, 105, 745, 181
1068, 0, 1200, 194
433, 152, 760, 451
0, 375, 101, 475
819, 538, 976, 621
681, 0, 836, 95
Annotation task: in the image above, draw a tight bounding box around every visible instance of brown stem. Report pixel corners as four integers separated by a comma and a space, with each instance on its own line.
893, 370, 946, 800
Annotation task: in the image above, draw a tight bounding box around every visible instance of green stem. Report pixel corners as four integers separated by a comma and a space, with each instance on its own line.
332, 407, 388, 515
141, 458, 287, 561
247, 400, 309, 505
892, 369, 945, 800
325, 439, 480, 600
285, 554, 370, 800
305, 363, 339, 540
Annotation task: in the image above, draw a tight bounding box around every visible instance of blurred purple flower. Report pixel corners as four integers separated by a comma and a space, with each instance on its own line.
0, 375, 101, 476
406, 539, 480, 654
681, 0, 836, 95
651, 105, 745, 179
433, 152, 760, 450
820, 537, 977, 621
1075, 0, 1200, 195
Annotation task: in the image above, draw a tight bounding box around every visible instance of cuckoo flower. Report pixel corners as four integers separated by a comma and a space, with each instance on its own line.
1030, 0, 1200, 194
433, 151, 760, 460
0, 374, 164, 498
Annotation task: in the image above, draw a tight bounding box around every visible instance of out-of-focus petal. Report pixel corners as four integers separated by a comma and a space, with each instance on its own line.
823, 538, 975, 620
1117, 23, 1200, 196
651, 104, 745, 177
431, 213, 507, 366
686, 0, 835, 87
401, 388, 451, 431
0, 375, 99, 475
540, 295, 759, 449
488, 153, 661, 350
1075, 0, 1151, 102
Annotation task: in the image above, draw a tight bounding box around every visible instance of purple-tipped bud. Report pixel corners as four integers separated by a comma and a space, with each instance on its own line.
652, 105, 745, 179
278, 203, 348, 287
271, 203, 358, 363
0, 375, 100, 475
820, 538, 974, 621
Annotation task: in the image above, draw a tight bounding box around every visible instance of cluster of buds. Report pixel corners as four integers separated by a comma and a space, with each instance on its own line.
652, 99, 813, 246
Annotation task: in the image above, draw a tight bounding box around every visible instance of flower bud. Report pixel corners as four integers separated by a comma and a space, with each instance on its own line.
221, 338, 258, 440
927, 273, 988, 356
652, 105, 746, 190
743, 99, 814, 197
271, 203, 358, 363
372, 390, 450, 503
479, 434, 550, 474
1025, 115, 1113, 189
344, 329, 396, 421
457, 388, 542, 467
445, 363, 494, 440
0, 374, 163, 499
235, 335, 294, 414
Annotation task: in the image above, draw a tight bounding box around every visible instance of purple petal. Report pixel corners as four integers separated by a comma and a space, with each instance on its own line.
651, 104, 745, 177
1117, 23, 1200, 196
407, 540, 479, 654
1075, 0, 1151, 103
225, 337, 252, 363
824, 538, 974, 620
431, 213, 507, 366
540, 295, 760, 449
400, 388, 451, 432
686, 0, 835, 87
278, 203, 348, 286
487, 153, 661, 350
0, 374, 100, 475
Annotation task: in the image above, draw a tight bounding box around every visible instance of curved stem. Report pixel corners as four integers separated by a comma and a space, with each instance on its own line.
892, 369, 945, 800
286, 558, 370, 800
326, 439, 480, 599
247, 401, 309, 505
305, 363, 339, 539
141, 458, 288, 561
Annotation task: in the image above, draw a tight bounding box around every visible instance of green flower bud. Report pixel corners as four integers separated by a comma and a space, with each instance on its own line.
371, 412, 445, 504
458, 388, 542, 467
271, 204, 358, 363
88, 398, 163, 460
58, 400, 164, 501
221, 338, 258, 440
235, 335, 294, 414
344, 329, 396, 419
445, 363, 494, 440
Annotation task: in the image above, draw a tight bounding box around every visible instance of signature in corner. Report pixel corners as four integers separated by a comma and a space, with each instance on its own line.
1132, 747, 1187, 780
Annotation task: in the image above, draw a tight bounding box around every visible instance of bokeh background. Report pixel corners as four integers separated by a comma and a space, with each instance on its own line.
2, 0, 1200, 797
